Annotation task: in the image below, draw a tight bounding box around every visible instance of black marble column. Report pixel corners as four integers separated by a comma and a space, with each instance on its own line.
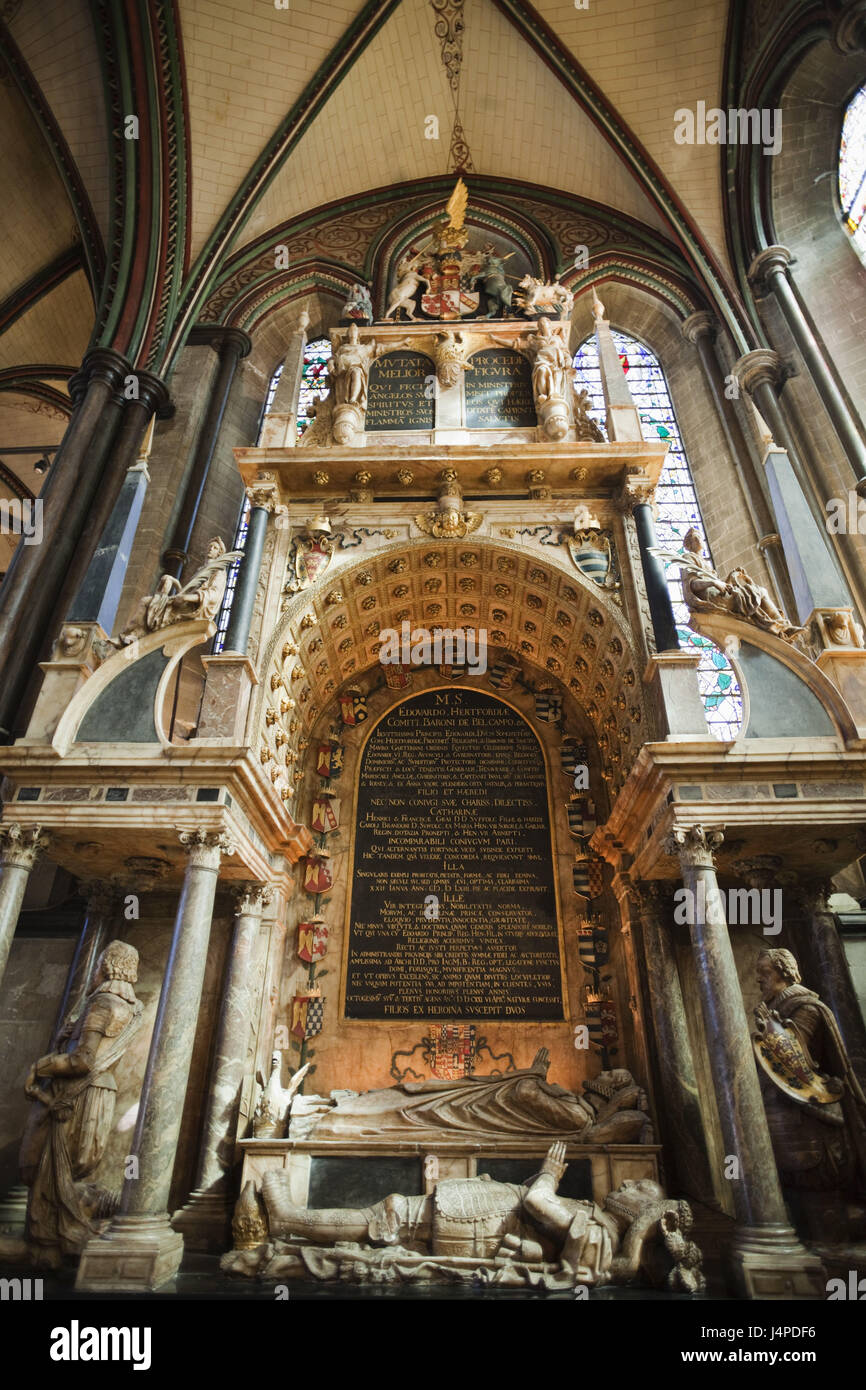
628, 484, 680, 653
666, 824, 824, 1296
634, 881, 716, 1202
222, 503, 269, 655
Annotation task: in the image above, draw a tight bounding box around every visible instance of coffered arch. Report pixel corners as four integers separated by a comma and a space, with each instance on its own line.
253, 536, 657, 814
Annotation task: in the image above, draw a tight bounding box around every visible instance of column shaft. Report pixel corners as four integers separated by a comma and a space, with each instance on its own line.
633, 500, 680, 652
637, 887, 715, 1201
222, 505, 268, 654
122, 834, 232, 1218
0, 827, 50, 987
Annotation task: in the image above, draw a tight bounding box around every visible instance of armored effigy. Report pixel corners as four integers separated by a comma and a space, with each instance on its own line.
752, 948, 866, 1195
19, 941, 143, 1266
222, 1141, 703, 1292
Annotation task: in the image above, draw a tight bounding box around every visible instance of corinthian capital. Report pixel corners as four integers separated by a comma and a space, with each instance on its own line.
0, 823, 51, 870
665, 824, 724, 868
233, 882, 274, 916
178, 828, 238, 870
245, 470, 282, 512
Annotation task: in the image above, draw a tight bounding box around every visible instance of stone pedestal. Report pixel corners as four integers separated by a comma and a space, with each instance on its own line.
646, 651, 712, 738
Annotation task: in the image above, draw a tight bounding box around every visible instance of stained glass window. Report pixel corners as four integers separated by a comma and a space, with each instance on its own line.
297, 337, 333, 437
840, 83, 866, 259
573, 330, 743, 740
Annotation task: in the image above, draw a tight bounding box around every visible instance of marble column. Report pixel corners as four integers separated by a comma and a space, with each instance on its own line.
634, 881, 715, 1203
173, 882, 271, 1250
0, 825, 50, 988
76, 829, 236, 1291
793, 880, 866, 1091
748, 246, 866, 486
666, 824, 824, 1297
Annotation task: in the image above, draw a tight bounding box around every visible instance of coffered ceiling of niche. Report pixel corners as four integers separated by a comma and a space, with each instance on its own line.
271, 541, 648, 793
238, 0, 669, 254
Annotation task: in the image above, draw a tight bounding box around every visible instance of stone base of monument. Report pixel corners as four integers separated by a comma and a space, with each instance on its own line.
75, 1214, 185, 1292
238, 1139, 662, 1210
171, 1190, 232, 1253
729, 1225, 827, 1299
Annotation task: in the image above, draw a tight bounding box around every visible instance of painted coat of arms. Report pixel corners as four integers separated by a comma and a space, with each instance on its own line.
302, 852, 332, 896
291, 991, 323, 1041
286, 516, 334, 593
567, 796, 597, 839
316, 739, 344, 778
310, 791, 340, 835
534, 688, 562, 724
297, 916, 329, 964
567, 527, 615, 588
488, 653, 521, 691
339, 687, 368, 725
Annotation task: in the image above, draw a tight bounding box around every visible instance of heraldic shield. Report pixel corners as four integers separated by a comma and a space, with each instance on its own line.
567, 529, 613, 587
339, 687, 368, 725
753, 1007, 844, 1107
316, 740, 343, 778
297, 916, 329, 964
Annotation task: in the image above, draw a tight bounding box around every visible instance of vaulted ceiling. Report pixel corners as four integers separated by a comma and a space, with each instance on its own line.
0, 0, 829, 505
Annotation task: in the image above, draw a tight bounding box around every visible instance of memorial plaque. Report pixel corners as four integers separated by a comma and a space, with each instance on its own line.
343, 688, 565, 1021
465, 349, 536, 429
365, 351, 434, 431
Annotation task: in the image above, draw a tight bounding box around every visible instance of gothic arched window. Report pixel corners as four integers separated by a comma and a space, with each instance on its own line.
573, 330, 742, 740
840, 83, 866, 260
297, 337, 332, 436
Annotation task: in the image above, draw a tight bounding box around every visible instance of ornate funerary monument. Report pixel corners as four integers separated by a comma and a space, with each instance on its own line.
2, 179, 866, 1301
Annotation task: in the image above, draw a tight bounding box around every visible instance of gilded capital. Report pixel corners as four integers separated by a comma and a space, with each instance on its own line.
0, 823, 51, 871
233, 882, 274, 916
245, 470, 282, 513
665, 824, 724, 869
178, 828, 238, 870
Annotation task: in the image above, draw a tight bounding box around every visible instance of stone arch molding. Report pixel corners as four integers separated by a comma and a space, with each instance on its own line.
252, 535, 655, 802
